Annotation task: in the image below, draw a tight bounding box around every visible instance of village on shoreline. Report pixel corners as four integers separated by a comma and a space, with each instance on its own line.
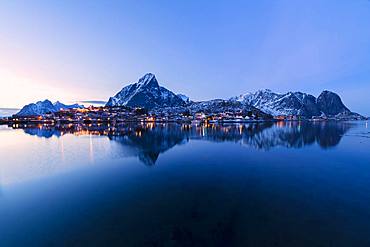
0, 105, 366, 127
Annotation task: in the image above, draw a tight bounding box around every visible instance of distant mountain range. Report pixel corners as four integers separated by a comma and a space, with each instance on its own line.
16, 100, 84, 116
15, 73, 363, 119
230, 89, 359, 118
106, 73, 362, 118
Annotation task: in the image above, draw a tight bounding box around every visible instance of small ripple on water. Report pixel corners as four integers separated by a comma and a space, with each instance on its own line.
345, 132, 370, 139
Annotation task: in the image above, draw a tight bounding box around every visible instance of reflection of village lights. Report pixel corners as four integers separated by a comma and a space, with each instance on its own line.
60, 138, 65, 162
276, 121, 285, 128
146, 122, 155, 129
89, 134, 94, 164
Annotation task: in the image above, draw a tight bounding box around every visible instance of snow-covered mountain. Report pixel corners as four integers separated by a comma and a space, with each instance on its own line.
14, 72, 363, 119
230, 89, 358, 117
316, 90, 350, 115
177, 94, 190, 103
106, 73, 186, 109
187, 99, 272, 118
16, 100, 84, 116
53, 101, 83, 111
104, 74, 363, 118
150, 99, 274, 120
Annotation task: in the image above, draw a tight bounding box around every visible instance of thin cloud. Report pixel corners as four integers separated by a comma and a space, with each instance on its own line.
79, 100, 107, 105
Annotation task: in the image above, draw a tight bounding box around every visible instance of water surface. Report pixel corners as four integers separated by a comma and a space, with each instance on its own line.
0, 121, 369, 246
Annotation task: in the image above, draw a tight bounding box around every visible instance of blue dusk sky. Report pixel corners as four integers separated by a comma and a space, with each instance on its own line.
0, 0, 369, 115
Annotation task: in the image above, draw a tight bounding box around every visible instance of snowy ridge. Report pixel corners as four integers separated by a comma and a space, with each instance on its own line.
106, 73, 186, 109
230, 89, 356, 117
16, 100, 84, 116
106, 74, 360, 118
177, 94, 190, 103
14, 73, 362, 119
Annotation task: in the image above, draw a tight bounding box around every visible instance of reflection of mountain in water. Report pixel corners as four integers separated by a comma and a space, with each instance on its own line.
14, 121, 352, 165
241, 121, 352, 150
23, 128, 62, 138
109, 125, 188, 166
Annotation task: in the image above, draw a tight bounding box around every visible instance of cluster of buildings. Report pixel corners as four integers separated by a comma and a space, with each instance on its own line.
193, 112, 263, 122
3, 105, 360, 127
1, 105, 271, 126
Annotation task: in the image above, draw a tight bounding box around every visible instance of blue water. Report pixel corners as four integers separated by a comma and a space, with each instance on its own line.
0, 121, 369, 246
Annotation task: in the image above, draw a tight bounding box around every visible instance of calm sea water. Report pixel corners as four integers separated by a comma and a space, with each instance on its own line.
0, 121, 369, 247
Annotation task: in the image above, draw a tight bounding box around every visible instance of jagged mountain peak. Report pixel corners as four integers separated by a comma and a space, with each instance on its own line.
230, 89, 357, 117
177, 94, 190, 103
318, 90, 341, 99
317, 90, 350, 116
317, 90, 349, 104
53, 101, 84, 110
137, 73, 159, 88
257, 89, 274, 94
16, 100, 83, 116
39, 99, 54, 105
320, 90, 334, 94
106, 73, 185, 109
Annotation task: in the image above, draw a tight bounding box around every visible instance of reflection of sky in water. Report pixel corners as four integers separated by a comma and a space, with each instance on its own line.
0, 121, 368, 186
0, 126, 139, 185
0, 122, 370, 246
